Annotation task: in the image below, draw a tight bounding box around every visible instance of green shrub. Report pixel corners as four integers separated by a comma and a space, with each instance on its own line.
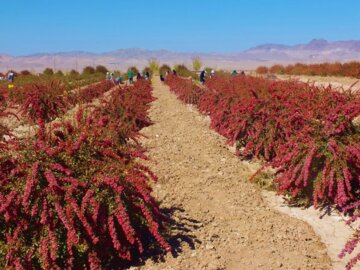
43, 68, 54, 76
175, 64, 197, 79
95, 65, 108, 74
148, 58, 159, 75
55, 70, 64, 76
20, 70, 32, 76
192, 57, 202, 71
82, 66, 95, 75
69, 69, 80, 77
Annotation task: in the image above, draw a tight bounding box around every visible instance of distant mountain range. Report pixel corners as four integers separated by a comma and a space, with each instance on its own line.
243, 39, 360, 62
1, 39, 360, 72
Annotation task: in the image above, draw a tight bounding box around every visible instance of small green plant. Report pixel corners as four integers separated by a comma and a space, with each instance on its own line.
148, 58, 159, 75
113, 70, 121, 78
251, 170, 276, 191
69, 69, 80, 77
43, 68, 54, 76
175, 64, 197, 79
192, 57, 202, 71
55, 70, 64, 77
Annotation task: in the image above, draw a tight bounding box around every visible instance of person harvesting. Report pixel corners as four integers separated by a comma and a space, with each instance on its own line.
127, 68, 133, 84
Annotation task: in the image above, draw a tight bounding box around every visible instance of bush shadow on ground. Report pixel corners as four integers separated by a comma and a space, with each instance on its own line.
128, 205, 201, 268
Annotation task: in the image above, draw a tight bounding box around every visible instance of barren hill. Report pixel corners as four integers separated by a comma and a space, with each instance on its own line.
1, 39, 360, 72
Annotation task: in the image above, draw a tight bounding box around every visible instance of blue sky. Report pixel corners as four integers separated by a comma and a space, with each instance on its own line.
1, 0, 359, 55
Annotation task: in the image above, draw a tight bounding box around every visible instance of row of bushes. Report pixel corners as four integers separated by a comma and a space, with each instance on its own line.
165, 74, 360, 269
0, 80, 114, 128
19, 80, 115, 125
0, 72, 107, 93
2, 64, 156, 81
0, 80, 170, 269
256, 61, 360, 78
2, 62, 207, 87
1, 65, 110, 78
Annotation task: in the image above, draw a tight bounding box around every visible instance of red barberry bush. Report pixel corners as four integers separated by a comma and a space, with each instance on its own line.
339, 202, 360, 270
261, 61, 360, 78
167, 74, 360, 208
165, 74, 202, 104
18, 81, 70, 125
75, 80, 114, 104
0, 80, 170, 269
165, 73, 360, 268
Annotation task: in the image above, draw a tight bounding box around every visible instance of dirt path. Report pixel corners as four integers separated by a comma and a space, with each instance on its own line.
276, 74, 360, 92
139, 77, 332, 270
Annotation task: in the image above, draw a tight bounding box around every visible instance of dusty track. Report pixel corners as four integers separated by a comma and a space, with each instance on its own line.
275, 74, 360, 92
139, 77, 331, 270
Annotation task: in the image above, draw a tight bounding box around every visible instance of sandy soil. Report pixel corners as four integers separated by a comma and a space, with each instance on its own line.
137, 77, 331, 270
276, 74, 360, 92
262, 191, 359, 270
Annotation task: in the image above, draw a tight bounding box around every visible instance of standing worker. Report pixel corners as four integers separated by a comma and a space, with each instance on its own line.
8, 71, 14, 83
115, 76, 122, 84
127, 68, 133, 84
137, 72, 142, 80
200, 69, 206, 84
8, 71, 15, 89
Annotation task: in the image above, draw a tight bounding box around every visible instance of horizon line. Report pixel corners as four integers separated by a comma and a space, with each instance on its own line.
2, 38, 359, 57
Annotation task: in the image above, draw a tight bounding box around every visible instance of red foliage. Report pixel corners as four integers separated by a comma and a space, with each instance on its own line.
255, 66, 269, 74
74, 80, 114, 104
339, 202, 360, 270
17, 81, 70, 124
165, 74, 203, 104
0, 87, 7, 110
167, 75, 360, 207
1, 80, 114, 129
0, 80, 170, 269
260, 61, 360, 78
166, 74, 360, 267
